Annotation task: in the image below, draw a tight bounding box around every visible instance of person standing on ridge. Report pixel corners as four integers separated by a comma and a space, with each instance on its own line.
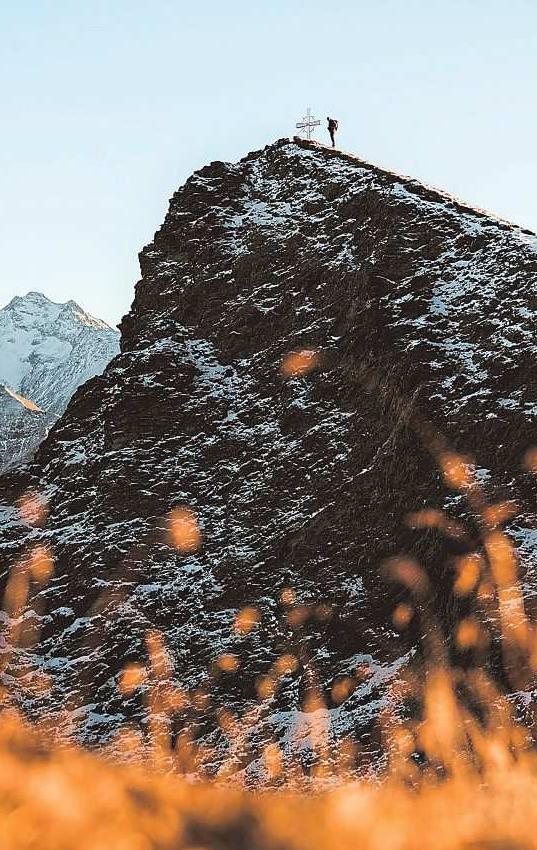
327, 116, 338, 148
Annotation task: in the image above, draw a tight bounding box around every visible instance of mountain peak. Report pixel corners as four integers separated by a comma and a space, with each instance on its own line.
5, 290, 50, 310
3, 291, 117, 331
3, 141, 537, 763
243, 136, 537, 243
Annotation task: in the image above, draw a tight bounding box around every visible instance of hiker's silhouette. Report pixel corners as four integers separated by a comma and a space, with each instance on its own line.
327, 117, 338, 148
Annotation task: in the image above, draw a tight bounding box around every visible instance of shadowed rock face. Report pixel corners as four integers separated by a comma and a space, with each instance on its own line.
1, 138, 537, 768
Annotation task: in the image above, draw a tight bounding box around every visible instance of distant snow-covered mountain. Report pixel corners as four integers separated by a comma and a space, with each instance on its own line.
0, 291, 119, 469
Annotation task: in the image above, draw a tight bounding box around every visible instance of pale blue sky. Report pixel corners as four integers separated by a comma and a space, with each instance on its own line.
1, 0, 536, 326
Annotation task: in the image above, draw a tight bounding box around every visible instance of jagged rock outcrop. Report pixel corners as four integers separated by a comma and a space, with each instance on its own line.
0, 292, 120, 470
1, 138, 537, 771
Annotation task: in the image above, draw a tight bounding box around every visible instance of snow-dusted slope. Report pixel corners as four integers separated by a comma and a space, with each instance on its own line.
0, 292, 119, 469
2, 139, 537, 772
0, 386, 46, 471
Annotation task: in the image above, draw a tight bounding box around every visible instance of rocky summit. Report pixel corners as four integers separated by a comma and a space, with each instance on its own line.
1, 138, 537, 774
0, 292, 120, 470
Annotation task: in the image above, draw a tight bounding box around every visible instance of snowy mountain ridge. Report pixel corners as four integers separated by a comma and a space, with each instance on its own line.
0, 291, 119, 469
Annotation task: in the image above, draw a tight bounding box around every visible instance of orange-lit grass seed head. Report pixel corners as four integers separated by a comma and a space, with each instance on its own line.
168, 506, 202, 553
392, 603, 414, 630
484, 531, 518, 589
163, 686, 188, 712
280, 587, 296, 605
302, 689, 326, 713
331, 677, 356, 705
119, 663, 147, 695
27, 545, 54, 585
455, 618, 481, 650
3, 562, 30, 617
407, 508, 446, 528
454, 554, 482, 596
16, 491, 49, 527
215, 654, 240, 674
256, 676, 276, 701
280, 349, 319, 378
391, 725, 415, 757
439, 451, 475, 491
286, 605, 309, 629
477, 580, 495, 602
264, 742, 283, 778
482, 501, 518, 529
234, 606, 260, 634
191, 688, 210, 710
420, 669, 464, 760
217, 708, 237, 734
406, 509, 467, 540
385, 558, 430, 600
145, 629, 173, 680
273, 654, 298, 676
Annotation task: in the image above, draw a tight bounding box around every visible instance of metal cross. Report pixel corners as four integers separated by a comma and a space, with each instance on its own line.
295, 107, 321, 140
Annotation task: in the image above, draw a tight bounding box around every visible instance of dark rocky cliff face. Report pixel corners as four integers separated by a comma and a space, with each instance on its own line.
2, 138, 537, 772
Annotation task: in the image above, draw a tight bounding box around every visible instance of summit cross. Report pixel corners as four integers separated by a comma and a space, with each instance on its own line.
295, 107, 321, 140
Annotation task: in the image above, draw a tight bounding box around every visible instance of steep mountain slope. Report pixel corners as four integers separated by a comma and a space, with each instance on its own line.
0, 386, 46, 470
0, 292, 120, 469
1, 138, 537, 771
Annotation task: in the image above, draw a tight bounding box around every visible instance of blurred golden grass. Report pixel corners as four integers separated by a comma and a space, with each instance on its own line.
1, 704, 537, 850
4, 346, 537, 846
